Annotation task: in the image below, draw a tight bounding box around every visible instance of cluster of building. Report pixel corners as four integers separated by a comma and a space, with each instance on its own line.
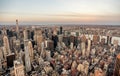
0, 20, 120, 76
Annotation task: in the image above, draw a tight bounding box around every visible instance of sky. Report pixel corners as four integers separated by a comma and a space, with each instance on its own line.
0, 0, 120, 25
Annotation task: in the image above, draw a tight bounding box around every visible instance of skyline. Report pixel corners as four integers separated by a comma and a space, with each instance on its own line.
0, 0, 120, 25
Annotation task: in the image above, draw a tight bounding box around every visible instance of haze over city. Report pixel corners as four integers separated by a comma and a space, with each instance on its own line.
0, 0, 120, 25
1, 0, 120, 76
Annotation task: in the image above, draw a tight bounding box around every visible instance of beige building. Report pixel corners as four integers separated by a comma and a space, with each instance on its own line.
3, 35, 11, 54
28, 41, 34, 62
87, 38, 91, 56
14, 60, 25, 76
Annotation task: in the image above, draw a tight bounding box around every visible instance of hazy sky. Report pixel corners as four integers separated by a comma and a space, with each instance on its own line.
0, 0, 120, 25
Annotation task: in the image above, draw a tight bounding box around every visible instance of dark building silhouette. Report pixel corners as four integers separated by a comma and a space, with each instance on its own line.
7, 53, 15, 68
52, 35, 58, 49
46, 40, 54, 51
31, 31, 34, 40
107, 36, 112, 45
60, 26, 63, 34
0, 30, 2, 35
20, 43, 24, 50
63, 36, 70, 46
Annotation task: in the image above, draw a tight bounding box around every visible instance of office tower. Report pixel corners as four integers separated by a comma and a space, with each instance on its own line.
0, 30, 2, 35
70, 42, 74, 49
19, 49, 25, 65
52, 35, 58, 49
87, 38, 91, 57
64, 31, 68, 36
57, 42, 62, 51
2, 26, 7, 35
14, 60, 25, 76
114, 53, 120, 76
3, 35, 11, 55
106, 31, 112, 45
93, 35, 100, 45
34, 30, 43, 47
76, 32, 79, 37
44, 28, 48, 38
31, 31, 34, 40
38, 56, 44, 65
0, 59, 2, 71
81, 34, 86, 43
9, 37, 14, 51
25, 42, 31, 72
63, 36, 70, 46
113, 39, 118, 47
53, 26, 57, 35
46, 39, 54, 51
16, 19, 19, 39
27, 30, 31, 39
12, 37, 18, 50
101, 38, 106, 45
23, 29, 28, 40
37, 35, 43, 46
40, 42, 44, 56
45, 39, 47, 48
81, 42, 86, 57
15, 39, 21, 52
58, 35, 63, 42
0, 35, 3, 47
81, 35, 86, 57
70, 35, 75, 46
28, 41, 34, 62
46, 50, 52, 61
48, 30, 52, 39
6, 53, 15, 68
107, 36, 112, 45
0, 47, 4, 60
52, 27, 58, 49
60, 26, 63, 34
10, 68, 15, 76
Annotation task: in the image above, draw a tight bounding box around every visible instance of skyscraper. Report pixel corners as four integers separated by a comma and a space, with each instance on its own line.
81, 35, 86, 57
34, 30, 43, 52
0, 59, 2, 71
2, 26, 7, 35
0, 47, 4, 60
107, 36, 112, 45
87, 38, 91, 57
52, 35, 58, 49
24, 41, 31, 72
23, 29, 28, 40
53, 26, 57, 35
93, 35, 100, 45
60, 26, 63, 34
14, 60, 25, 76
114, 53, 120, 76
28, 41, 34, 62
3, 35, 11, 56
16, 19, 19, 39
6, 53, 15, 68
